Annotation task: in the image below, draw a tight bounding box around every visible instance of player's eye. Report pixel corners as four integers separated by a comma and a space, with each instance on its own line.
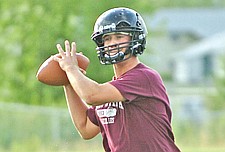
115, 34, 125, 39
103, 36, 111, 42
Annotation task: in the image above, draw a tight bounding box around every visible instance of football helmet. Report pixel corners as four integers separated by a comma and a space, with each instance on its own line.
91, 7, 148, 65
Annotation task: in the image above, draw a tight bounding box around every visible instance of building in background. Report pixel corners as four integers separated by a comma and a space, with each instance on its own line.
172, 32, 225, 84
143, 8, 225, 84
142, 8, 225, 124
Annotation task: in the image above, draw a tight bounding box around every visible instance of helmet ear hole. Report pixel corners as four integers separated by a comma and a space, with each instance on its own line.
136, 21, 142, 27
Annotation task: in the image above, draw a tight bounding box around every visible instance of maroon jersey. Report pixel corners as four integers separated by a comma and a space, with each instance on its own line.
87, 63, 180, 152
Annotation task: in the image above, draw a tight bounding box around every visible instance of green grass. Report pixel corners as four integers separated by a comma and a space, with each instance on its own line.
1, 144, 225, 152
179, 146, 225, 152
1, 102, 225, 152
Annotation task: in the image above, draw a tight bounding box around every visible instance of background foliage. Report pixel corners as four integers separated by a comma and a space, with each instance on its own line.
0, 0, 224, 106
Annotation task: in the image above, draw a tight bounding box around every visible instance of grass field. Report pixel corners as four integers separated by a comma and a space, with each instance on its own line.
1, 102, 225, 152
1, 141, 225, 152
1, 145, 225, 152
180, 146, 225, 152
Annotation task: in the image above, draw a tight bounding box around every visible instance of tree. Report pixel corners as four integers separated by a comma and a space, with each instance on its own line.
1, 0, 224, 106
206, 57, 225, 110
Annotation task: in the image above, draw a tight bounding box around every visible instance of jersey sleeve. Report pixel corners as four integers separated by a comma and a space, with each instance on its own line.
109, 70, 150, 101
87, 106, 99, 126
109, 66, 168, 103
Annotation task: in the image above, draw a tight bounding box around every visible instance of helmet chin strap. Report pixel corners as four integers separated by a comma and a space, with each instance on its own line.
104, 51, 125, 62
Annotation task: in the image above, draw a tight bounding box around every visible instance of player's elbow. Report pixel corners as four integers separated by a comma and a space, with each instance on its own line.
79, 131, 98, 140
84, 95, 100, 106
81, 134, 95, 140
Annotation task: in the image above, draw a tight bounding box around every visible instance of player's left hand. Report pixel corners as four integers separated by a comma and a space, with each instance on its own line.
54, 40, 79, 72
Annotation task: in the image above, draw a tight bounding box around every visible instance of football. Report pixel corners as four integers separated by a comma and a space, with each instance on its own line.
36, 53, 90, 86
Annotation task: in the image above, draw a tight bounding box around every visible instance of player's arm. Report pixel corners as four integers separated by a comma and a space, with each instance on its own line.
54, 40, 125, 106
63, 84, 100, 139
66, 68, 125, 106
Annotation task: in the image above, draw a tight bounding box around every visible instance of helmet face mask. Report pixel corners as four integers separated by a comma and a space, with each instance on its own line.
91, 7, 148, 65
97, 40, 133, 64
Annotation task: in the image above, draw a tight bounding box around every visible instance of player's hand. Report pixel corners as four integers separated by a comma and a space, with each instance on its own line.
54, 40, 79, 72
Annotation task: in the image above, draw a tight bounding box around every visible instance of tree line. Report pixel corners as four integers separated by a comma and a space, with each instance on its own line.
0, 0, 224, 106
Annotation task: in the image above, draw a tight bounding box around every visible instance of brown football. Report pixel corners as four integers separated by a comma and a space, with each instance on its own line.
36, 53, 90, 86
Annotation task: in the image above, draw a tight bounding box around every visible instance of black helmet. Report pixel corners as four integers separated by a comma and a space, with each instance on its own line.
91, 7, 148, 65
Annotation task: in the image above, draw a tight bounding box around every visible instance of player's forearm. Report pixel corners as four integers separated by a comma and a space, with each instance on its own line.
65, 67, 102, 105
63, 84, 90, 135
